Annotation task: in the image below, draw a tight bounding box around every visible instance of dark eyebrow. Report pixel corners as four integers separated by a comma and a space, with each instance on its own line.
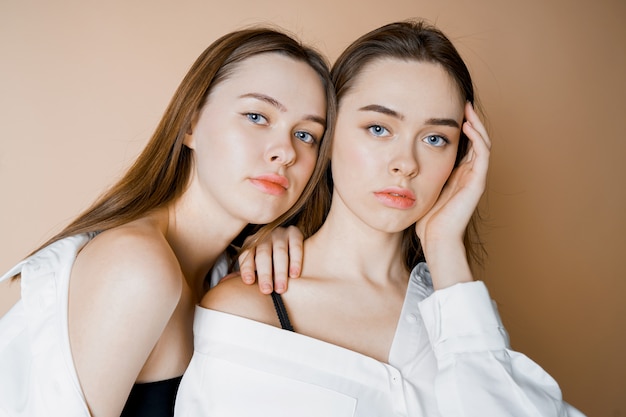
239, 93, 286, 112
305, 114, 326, 127
240, 92, 326, 128
424, 118, 461, 129
360, 104, 460, 129
358, 104, 404, 120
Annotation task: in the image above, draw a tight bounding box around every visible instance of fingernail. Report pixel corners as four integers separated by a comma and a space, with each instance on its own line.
276, 283, 285, 293
262, 283, 272, 293
289, 267, 300, 277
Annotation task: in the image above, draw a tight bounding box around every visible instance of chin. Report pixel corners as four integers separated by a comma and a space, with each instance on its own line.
368, 215, 416, 235
243, 196, 293, 222
246, 210, 284, 225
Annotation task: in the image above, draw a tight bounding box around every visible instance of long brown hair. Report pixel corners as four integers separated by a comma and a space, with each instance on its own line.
29, 27, 336, 259
298, 20, 485, 270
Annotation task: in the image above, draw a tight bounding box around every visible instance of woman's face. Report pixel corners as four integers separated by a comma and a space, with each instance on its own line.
185, 52, 326, 225
330, 58, 464, 234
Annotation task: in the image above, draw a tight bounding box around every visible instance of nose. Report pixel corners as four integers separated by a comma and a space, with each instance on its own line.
389, 146, 418, 178
265, 132, 296, 167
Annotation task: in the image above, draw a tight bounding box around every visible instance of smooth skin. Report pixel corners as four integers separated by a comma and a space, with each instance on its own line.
206, 58, 491, 363
67, 53, 326, 417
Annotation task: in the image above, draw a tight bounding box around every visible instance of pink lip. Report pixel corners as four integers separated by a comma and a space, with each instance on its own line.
373, 187, 416, 209
249, 174, 290, 196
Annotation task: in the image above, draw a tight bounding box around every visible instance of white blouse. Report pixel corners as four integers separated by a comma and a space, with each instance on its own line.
175, 263, 585, 417
0, 234, 93, 417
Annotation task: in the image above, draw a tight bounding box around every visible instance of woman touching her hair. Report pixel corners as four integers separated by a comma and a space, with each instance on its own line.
174, 20, 585, 416
0, 27, 335, 417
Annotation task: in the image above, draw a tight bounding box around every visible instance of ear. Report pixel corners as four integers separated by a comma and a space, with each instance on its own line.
183, 130, 195, 149
183, 111, 200, 149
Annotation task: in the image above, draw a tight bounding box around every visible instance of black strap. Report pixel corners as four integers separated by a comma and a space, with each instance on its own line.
270, 291, 294, 332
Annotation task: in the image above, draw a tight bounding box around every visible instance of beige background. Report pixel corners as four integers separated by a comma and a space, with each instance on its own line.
1, 0, 624, 415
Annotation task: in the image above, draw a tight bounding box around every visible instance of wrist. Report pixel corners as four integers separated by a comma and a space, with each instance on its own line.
421, 235, 464, 262
423, 239, 473, 290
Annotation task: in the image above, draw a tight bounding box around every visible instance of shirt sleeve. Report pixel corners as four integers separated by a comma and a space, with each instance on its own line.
418, 281, 586, 417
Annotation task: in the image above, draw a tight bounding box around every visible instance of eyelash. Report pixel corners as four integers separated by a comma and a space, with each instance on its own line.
294, 131, 316, 145
245, 112, 268, 125
367, 123, 450, 149
423, 135, 449, 147
367, 124, 391, 137
245, 112, 318, 145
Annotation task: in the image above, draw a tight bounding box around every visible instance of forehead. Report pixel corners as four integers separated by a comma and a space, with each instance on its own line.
224, 52, 316, 87
344, 58, 464, 113
206, 52, 327, 115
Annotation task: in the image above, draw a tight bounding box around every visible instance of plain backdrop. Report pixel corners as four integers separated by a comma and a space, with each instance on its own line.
1, 0, 624, 415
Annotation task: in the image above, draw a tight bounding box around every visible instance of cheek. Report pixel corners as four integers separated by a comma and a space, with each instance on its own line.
330, 148, 355, 188
437, 159, 456, 183
332, 137, 377, 181
431, 162, 456, 196
210, 130, 259, 168
294, 148, 318, 182
420, 158, 456, 199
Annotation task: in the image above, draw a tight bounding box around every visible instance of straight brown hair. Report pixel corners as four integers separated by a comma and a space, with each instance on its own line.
26, 27, 336, 269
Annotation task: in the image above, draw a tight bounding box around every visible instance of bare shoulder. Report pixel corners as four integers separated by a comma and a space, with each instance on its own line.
72, 220, 182, 311
201, 274, 280, 328
68, 219, 184, 416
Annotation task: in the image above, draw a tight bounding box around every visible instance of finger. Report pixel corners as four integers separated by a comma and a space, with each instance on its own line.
271, 233, 289, 294
253, 241, 274, 294
238, 248, 257, 285
458, 140, 476, 165
464, 103, 491, 149
463, 119, 490, 169
287, 226, 304, 279
462, 127, 489, 183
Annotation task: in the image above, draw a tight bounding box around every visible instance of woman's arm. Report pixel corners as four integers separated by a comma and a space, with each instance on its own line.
414, 105, 585, 415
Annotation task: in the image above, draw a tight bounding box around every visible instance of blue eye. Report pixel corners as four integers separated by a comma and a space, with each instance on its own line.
294, 131, 316, 145
367, 125, 390, 137
423, 135, 448, 147
246, 113, 268, 125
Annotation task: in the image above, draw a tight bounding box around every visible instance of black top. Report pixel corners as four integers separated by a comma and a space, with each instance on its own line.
120, 375, 183, 417
271, 291, 294, 332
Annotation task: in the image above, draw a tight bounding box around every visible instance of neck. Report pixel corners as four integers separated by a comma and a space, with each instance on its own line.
303, 203, 409, 285
165, 191, 247, 299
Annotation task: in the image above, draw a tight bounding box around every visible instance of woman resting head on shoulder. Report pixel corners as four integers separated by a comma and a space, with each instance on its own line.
0, 27, 335, 417
176, 20, 585, 417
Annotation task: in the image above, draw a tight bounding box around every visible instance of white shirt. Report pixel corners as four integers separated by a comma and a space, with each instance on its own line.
175, 263, 585, 417
0, 234, 93, 417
